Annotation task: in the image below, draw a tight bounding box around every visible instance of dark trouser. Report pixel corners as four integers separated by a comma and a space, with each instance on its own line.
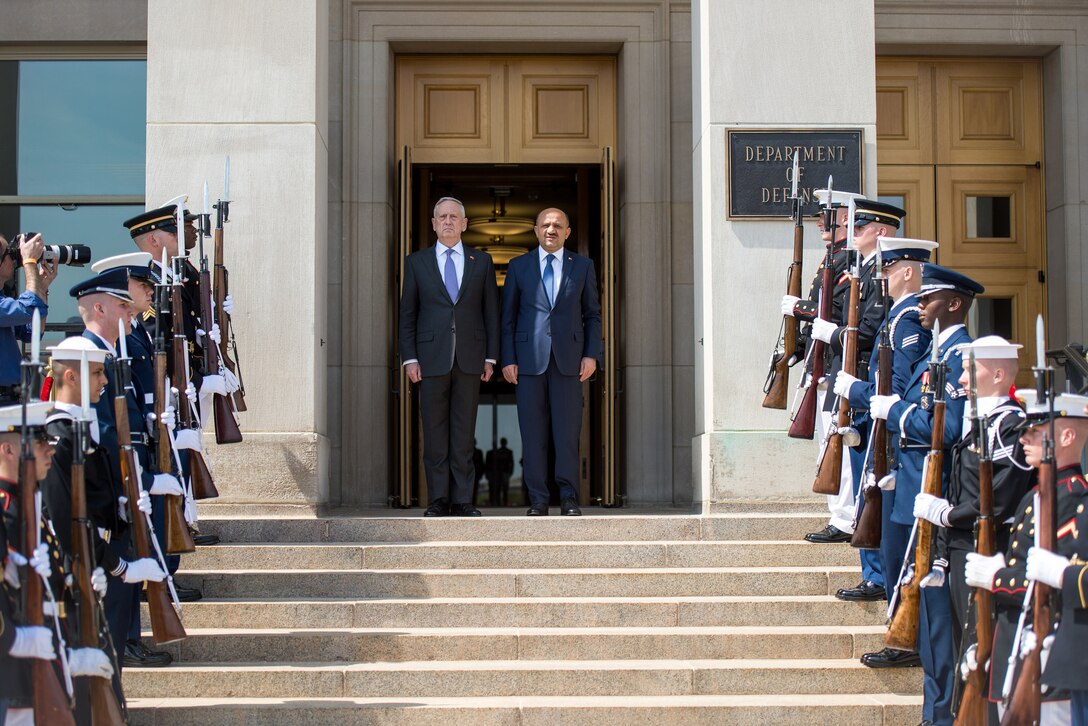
419, 367, 481, 505
849, 444, 884, 588
489, 475, 509, 506
104, 532, 136, 664
516, 355, 581, 507
948, 547, 972, 658
919, 582, 956, 725
881, 508, 911, 614
1072, 690, 1088, 726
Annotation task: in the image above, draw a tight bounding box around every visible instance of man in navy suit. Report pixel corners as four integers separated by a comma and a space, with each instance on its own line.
501, 208, 601, 516
399, 197, 500, 517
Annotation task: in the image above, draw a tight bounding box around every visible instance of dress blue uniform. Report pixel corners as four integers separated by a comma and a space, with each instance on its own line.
882, 264, 982, 726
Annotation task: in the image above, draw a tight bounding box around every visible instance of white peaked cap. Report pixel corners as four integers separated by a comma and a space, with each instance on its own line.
1016, 389, 1088, 419
963, 336, 1022, 361
813, 189, 865, 208
48, 336, 109, 364
0, 402, 54, 431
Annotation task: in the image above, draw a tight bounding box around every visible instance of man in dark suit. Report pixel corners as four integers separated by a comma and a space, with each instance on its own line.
501, 208, 601, 516
399, 197, 499, 517
486, 437, 515, 506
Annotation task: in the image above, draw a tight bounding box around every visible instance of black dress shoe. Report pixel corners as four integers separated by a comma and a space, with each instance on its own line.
424, 499, 450, 517
860, 647, 921, 668
836, 580, 886, 602
526, 505, 548, 516
174, 586, 203, 602
192, 533, 220, 546
804, 524, 851, 543
122, 639, 173, 668
450, 503, 482, 517
560, 498, 581, 516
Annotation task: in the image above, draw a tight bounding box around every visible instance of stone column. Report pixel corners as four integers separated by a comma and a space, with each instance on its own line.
691, 0, 878, 510
145, 0, 330, 504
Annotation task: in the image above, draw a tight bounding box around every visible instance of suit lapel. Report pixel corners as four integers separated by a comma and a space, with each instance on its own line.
554, 252, 576, 305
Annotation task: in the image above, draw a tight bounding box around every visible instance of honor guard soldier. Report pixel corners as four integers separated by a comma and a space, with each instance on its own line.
834, 236, 936, 602
71, 269, 183, 667
865, 265, 982, 724
782, 188, 864, 543
967, 390, 1088, 723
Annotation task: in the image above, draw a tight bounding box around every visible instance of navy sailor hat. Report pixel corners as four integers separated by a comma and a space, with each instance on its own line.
69, 268, 135, 303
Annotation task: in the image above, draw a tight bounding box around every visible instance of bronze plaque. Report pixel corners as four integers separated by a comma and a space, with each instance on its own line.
727, 129, 864, 219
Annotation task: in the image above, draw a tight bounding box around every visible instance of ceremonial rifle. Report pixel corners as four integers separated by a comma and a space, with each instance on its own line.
886, 320, 946, 650
19, 311, 76, 724
1001, 316, 1054, 726
113, 340, 187, 645
789, 176, 837, 439
954, 350, 995, 726
168, 251, 219, 503
851, 244, 889, 549
69, 352, 126, 724
213, 156, 246, 411
813, 198, 860, 495
763, 151, 803, 410
199, 181, 242, 445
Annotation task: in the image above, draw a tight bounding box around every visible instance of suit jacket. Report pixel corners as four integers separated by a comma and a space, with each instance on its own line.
500, 247, 602, 376
399, 244, 499, 377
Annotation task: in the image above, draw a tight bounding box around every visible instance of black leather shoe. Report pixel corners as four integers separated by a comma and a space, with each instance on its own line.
424, 499, 450, 517
450, 503, 482, 517
836, 580, 886, 602
526, 505, 548, 516
122, 639, 173, 668
192, 533, 220, 546
860, 647, 921, 668
175, 586, 203, 602
804, 525, 851, 543
560, 498, 581, 516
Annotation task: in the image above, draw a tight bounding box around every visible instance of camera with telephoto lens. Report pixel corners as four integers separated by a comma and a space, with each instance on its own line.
9, 233, 92, 267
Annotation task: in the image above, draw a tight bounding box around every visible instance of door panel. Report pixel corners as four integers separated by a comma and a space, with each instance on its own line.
599, 147, 619, 506
876, 59, 934, 165
876, 165, 936, 241
394, 146, 415, 507
961, 266, 1045, 388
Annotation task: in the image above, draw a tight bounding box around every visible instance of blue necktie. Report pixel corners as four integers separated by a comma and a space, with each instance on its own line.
443, 248, 458, 301
543, 253, 556, 307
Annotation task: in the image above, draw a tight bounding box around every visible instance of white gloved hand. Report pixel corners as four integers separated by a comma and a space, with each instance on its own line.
28, 543, 51, 581
4, 550, 27, 588
870, 394, 902, 421
10, 625, 55, 660
136, 488, 152, 516
222, 368, 240, 394
185, 383, 198, 404
200, 374, 227, 398
121, 558, 166, 584
959, 643, 979, 681
877, 471, 897, 491
833, 372, 860, 398
1041, 633, 1054, 672
914, 493, 953, 527
1020, 627, 1037, 657
811, 317, 838, 344
67, 647, 114, 679
149, 473, 184, 497
965, 551, 1006, 591
118, 495, 130, 522
159, 404, 176, 432
196, 324, 222, 346
173, 428, 202, 451
780, 294, 800, 318
1026, 547, 1069, 589
91, 567, 107, 597
920, 562, 947, 589
222, 293, 234, 315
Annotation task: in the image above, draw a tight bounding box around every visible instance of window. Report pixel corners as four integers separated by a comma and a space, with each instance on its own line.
0, 58, 146, 342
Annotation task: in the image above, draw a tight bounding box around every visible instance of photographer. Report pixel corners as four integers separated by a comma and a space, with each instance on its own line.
0, 233, 58, 400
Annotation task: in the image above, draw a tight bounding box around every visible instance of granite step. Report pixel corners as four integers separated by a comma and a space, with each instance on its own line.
172, 566, 862, 599
150, 625, 889, 664
182, 540, 862, 570
150, 595, 888, 630
126, 693, 924, 726
122, 658, 921, 699
196, 513, 832, 544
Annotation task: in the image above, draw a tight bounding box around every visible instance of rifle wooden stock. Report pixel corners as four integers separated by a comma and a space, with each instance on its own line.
213, 225, 246, 411
813, 266, 859, 495
115, 390, 187, 645
21, 453, 77, 725
189, 448, 218, 501
154, 353, 171, 473
789, 252, 834, 440
200, 266, 242, 445
151, 348, 195, 554
886, 393, 946, 651
852, 344, 891, 550
172, 279, 219, 502
763, 219, 804, 410
71, 438, 126, 724
1001, 457, 1055, 726
955, 456, 995, 726
788, 383, 818, 440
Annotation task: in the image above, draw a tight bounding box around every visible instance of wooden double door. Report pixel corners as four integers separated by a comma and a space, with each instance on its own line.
877, 58, 1046, 385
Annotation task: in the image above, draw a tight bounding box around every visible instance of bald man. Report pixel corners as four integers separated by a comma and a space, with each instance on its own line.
501, 208, 601, 516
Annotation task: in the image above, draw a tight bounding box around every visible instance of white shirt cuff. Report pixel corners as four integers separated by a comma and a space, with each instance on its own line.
403, 359, 418, 366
